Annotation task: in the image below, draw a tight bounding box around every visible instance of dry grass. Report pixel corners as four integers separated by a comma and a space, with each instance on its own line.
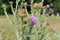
47, 16, 60, 30
0, 15, 60, 40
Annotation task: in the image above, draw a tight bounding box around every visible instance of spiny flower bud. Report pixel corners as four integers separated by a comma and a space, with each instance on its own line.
38, 2, 43, 7
2, 4, 6, 8
46, 5, 50, 8
24, 2, 27, 6
21, 2, 24, 5
33, 3, 38, 8
9, 1, 13, 4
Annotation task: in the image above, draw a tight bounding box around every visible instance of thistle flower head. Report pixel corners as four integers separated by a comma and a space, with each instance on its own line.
52, 26, 58, 31
18, 8, 26, 17
30, 16, 37, 25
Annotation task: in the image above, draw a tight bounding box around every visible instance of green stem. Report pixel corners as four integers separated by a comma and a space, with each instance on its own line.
13, 0, 20, 40
41, 0, 44, 2
29, 24, 33, 34
3, 8, 13, 26
25, 6, 30, 18
10, 3, 15, 15
31, 0, 34, 16
3, 7, 20, 40
21, 17, 26, 40
43, 8, 46, 17
26, 25, 33, 40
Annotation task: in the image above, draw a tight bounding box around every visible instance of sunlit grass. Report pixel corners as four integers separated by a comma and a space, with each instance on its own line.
0, 15, 60, 40
0, 15, 13, 18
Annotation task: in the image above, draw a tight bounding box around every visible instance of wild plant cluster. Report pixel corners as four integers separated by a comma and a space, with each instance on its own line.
2, 0, 58, 40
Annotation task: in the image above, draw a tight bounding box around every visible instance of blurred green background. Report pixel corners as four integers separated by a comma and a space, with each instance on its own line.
0, 0, 60, 15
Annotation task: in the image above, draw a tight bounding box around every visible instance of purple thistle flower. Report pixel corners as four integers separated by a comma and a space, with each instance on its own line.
30, 16, 37, 24
52, 26, 58, 31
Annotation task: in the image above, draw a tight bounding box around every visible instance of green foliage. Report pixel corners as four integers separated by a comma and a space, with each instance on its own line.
34, 0, 42, 3
0, 0, 11, 15
53, 0, 60, 13
0, 0, 4, 15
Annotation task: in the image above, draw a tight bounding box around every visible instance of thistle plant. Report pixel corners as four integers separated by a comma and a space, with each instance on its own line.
2, 0, 58, 40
